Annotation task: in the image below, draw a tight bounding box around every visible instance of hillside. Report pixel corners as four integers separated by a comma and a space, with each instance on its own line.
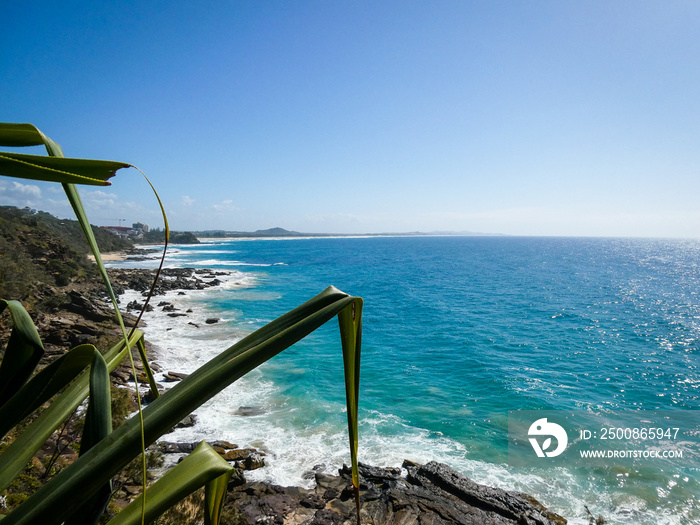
0, 206, 133, 308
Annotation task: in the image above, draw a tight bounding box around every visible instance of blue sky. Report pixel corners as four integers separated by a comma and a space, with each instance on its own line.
2, 1, 699, 237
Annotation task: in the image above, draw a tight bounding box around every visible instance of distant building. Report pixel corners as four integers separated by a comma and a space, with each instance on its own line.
102, 226, 134, 238
133, 222, 150, 232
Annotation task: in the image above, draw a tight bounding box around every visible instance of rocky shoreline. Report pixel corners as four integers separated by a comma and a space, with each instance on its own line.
22, 264, 567, 524
223, 461, 566, 525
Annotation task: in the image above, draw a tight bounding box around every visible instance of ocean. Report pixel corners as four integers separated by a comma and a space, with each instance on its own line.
111, 236, 700, 524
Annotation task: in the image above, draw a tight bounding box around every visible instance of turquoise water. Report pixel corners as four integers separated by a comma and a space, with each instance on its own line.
116, 236, 700, 524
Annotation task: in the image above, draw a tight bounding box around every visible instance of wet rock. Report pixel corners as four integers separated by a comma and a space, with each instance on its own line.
243, 454, 266, 470
233, 406, 265, 416
163, 371, 189, 382
228, 468, 247, 488
158, 442, 197, 454
205, 317, 220, 324
174, 414, 197, 429
126, 300, 153, 312
222, 448, 261, 462
211, 440, 238, 450
223, 461, 566, 525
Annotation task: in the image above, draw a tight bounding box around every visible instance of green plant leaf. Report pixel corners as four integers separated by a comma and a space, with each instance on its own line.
0, 299, 45, 407
80, 349, 113, 454
136, 338, 160, 400
0, 330, 144, 494
338, 298, 363, 522
0, 152, 127, 186
3, 287, 361, 525
1, 122, 162, 522
204, 470, 233, 525
65, 350, 113, 525
0, 123, 57, 149
0, 345, 104, 439
107, 442, 233, 525
0, 122, 127, 185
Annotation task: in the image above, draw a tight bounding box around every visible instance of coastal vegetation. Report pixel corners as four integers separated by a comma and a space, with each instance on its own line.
135, 228, 199, 245
0, 205, 132, 307
0, 123, 363, 524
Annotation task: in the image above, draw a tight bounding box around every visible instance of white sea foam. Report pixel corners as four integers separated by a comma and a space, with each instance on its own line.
191, 259, 273, 267
173, 249, 235, 255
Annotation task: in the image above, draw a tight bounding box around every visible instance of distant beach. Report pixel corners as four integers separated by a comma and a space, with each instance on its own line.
89, 251, 128, 262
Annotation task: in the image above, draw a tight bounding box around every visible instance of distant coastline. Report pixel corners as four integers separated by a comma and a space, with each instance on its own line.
129, 226, 507, 245
191, 226, 506, 239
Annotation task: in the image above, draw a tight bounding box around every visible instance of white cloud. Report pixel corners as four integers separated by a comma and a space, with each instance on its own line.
11, 181, 42, 198
212, 199, 237, 212
181, 195, 195, 207
0, 178, 159, 227
0, 180, 43, 207
81, 190, 119, 207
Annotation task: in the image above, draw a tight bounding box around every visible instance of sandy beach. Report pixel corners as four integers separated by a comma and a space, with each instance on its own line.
88, 252, 128, 262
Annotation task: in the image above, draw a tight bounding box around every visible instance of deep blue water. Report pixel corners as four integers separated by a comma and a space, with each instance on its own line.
117, 236, 700, 524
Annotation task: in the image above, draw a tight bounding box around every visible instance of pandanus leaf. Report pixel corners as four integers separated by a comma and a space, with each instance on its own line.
0, 300, 44, 407
0, 344, 107, 439
64, 350, 113, 525
107, 442, 233, 525
0, 330, 145, 494
0, 152, 127, 185
339, 297, 363, 520
0, 123, 61, 149
0, 123, 127, 185
3, 287, 362, 525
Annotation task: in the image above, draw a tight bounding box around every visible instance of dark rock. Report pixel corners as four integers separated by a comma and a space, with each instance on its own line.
163, 371, 189, 382
308, 508, 344, 525
358, 462, 401, 482
126, 300, 153, 312
158, 441, 197, 454
128, 371, 151, 384
228, 468, 247, 488
174, 414, 197, 429
205, 317, 220, 324
106, 268, 233, 296
300, 494, 325, 509
223, 461, 566, 525
141, 387, 163, 403
66, 290, 113, 321
71, 333, 93, 346
222, 448, 260, 462
211, 440, 238, 450
233, 406, 265, 416
167, 312, 187, 317
243, 454, 265, 470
